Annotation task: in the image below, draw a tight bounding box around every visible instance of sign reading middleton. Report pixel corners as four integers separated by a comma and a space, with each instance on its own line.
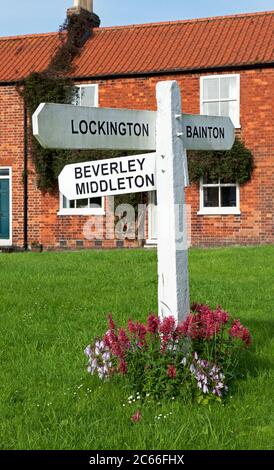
33, 103, 156, 151
58, 153, 156, 200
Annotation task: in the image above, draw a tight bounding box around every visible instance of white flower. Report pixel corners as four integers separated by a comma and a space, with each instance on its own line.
84, 345, 92, 357
102, 352, 110, 361
181, 357, 187, 366
203, 384, 209, 394
91, 359, 98, 369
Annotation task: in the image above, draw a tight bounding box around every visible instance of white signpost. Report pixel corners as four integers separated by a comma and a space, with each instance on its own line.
59, 153, 156, 200
33, 81, 235, 323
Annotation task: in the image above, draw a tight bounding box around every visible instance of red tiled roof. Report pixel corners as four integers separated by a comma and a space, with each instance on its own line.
0, 11, 273, 83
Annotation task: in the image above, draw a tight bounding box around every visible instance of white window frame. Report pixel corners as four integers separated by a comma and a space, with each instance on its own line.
0, 167, 12, 246
73, 83, 99, 107
146, 191, 158, 245
58, 194, 105, 216
200, 74, 240, 128
198, 177, 241, 216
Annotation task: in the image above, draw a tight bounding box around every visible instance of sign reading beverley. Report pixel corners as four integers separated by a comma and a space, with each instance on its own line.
33, 103, 156, 151
33, 103, 235, 152
58, 153, 156, 200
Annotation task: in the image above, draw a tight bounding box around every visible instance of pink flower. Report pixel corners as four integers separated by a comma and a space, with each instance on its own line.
182, 304, 231, 340
215, 306, 230, 324
167, 365, 177, 378
119, 360, 127, 375
128, 319, 137, 334
181, 314, 200, 339
118, 328, 130, 350
131, 410, 142, 423
229, 319, 251, 346
104, 330, 123, 358
128, 319, 147, 346
147, 314, 160, 334
108, 314, 116, 331
160, 316, 176, 336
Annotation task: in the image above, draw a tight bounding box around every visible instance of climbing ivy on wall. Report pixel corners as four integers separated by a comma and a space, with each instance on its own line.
19, 11, 131, 191
188, 137, 254, 184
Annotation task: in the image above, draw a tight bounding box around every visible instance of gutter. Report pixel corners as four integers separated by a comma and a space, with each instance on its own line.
0, 62, 273, 87
23, 105, 28, 251
72, 62, 274, 82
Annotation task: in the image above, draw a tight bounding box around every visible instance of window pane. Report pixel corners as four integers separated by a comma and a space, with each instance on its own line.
76, 199, 89, 208
89, 197, 102, 208
203, 78, 219, 100
220, 101, 238, 126
203, 175, 218, 185
220, 77, 237, 99
203, 187, 219, 207
69, 200, 75, 209
203, 101, 219, 116
81, 86, 96, 107
0, 169, 9, 176
221, 187, 237, 207
220, 101, 230, 116
62, 196, 68, 208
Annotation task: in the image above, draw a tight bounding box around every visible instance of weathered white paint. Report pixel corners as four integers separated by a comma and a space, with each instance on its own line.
156, 81, 190, 323
32, 103, 156, 151
58, 153, 156, 200
181, 114, 235, 150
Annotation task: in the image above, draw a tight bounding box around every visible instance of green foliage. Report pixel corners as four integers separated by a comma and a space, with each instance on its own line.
188, 137, 254, 184
20, 72, 75, 115
20, 12, 102, 191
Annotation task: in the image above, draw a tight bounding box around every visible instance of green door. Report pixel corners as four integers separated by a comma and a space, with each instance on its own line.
0, 179, 10, 240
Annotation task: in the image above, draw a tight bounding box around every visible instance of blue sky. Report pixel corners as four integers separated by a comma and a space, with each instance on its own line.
0, 0, 273, 36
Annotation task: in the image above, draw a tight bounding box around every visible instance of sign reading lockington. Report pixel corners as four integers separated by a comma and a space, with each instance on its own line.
33, 103, 156, 151
71, 118, 150, 138
58, 153, 157, 200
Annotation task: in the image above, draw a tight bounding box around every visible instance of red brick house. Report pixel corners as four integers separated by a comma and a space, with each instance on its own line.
0, 4, 273, 250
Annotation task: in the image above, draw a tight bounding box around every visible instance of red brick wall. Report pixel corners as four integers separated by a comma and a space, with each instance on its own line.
0, 67, 273, 249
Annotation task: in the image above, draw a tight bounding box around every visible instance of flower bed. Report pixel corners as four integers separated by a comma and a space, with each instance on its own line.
85, 304, 251, 405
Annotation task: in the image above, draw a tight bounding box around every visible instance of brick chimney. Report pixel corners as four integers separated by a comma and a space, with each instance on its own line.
67, 0, 100, 28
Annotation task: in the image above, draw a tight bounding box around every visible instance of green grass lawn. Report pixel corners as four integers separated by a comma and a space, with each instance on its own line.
0, 246, 273, 450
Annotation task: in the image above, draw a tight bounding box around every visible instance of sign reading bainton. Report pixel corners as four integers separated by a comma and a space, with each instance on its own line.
33, 103, 156, 151
58, 153, 156, 200
181, 114, 235, 151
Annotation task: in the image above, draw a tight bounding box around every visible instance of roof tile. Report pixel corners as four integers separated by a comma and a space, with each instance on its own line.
0, 11, 273, 83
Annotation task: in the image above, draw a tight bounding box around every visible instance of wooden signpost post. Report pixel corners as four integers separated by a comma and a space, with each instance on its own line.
33, 81, 235, 323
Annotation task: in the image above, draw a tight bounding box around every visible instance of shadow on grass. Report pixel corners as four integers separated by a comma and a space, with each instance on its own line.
230, 318, 274, 398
